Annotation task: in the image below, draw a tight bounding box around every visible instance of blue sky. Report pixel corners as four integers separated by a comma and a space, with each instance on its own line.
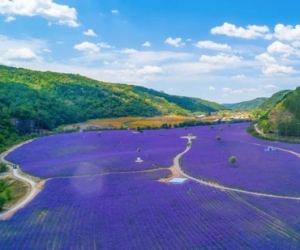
0, 0, 300, 103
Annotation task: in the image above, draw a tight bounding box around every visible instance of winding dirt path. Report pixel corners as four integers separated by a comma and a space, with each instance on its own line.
254, 123, 266, 137
0, 140, 44, 220
174, 136, 300, 200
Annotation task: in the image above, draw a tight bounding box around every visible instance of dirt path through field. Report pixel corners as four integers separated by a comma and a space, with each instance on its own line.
254, 123, 266, 137
0, 140, 44, 220
174, 136, 300, 200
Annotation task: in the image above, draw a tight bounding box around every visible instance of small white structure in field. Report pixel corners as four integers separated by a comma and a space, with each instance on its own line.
169, 178, 187, 184
79, 128, 84, 133
265, 146, 276, 152
135, 157, 143, 163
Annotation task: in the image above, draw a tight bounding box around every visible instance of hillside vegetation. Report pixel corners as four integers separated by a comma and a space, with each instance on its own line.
257, 88, 300, 138
257, 90, 291, 111
0, 65, 227, 151
223, 97, 267, 111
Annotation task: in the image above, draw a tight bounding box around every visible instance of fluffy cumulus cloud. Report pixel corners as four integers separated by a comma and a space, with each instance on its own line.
199, 53, 241, 64
211, 22, 270, 39
0, 0, 79, 27
255, 53, 277, 64
83, 29, 97, 36
74, 42, 100, 54
4, 47, 40, 60
194, 40, 231, 51
267, 41, 294, 55
165, 37, 185, 47
137, 65, 163, 75
208, 86, 216, 90
142, 41, 151, 47
263, 64, 298, 75
255, 50, 298, 76
273, 24, 300, 41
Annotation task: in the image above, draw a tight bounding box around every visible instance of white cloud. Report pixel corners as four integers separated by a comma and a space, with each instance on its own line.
186, 38, 192, 42
165, 37, 185, 47
121, 48, 138, 54
122, 50, 192, 64
97, 42, 113, 49
222, 87, 231, 92
273, 24, 300, 41
292, 41, 300, 48
4, 16, 15, 22
0, 0, 79, 27
231, 89, 244, 94
4, 48, 40, 60
267, 41, 294, 55
232, 74, 245, 79
263, 64, 298, 75
194, 40, 231, 51
199, 53, 241, 64
43, 49, 51, 53
111, 9, 119, 14
0, 35, 47, 63
83, 29, 97, 36
264, 84, 278, 89
255, 53, 277, 64
74, 42, 100, 54
142, 41, 151, 47
211, 22, 270, 39
137, 65, 163, 75
208, 86, 216, 91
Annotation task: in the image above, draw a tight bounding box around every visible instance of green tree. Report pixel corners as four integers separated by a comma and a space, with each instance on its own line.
0, 162, 8, 173
216, 136, 221, 142
229, 156, 237, 165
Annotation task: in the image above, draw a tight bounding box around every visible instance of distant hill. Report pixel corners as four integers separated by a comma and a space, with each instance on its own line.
223, 97, 268, 111
257, 90, 291, 111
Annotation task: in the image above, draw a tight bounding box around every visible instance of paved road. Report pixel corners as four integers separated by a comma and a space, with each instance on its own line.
174, 137, 300, 200
0, 139, 40, 220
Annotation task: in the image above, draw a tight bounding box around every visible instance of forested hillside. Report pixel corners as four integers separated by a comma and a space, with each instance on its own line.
257, 90, 291, 111
257, 88, 300, 137
223, 97, 267, 111
0, 65, 227, 151
0, 65, 228, 129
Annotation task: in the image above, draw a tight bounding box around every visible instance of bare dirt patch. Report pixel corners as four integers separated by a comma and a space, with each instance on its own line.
158, 165, 183, 183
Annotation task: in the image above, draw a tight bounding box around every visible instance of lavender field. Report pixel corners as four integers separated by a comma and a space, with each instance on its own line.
182, 123, 300, 196
5, 130, 187, 178
2, 124, 300, 249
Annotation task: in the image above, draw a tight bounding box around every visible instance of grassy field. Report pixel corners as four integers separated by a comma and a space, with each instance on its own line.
90, 115, 196, 129
0, 177, 28, 210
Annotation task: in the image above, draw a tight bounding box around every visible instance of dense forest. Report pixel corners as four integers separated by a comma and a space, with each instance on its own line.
0, 65, 228, 152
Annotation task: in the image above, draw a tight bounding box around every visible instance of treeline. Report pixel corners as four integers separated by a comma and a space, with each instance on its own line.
135, 119, 250, 131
